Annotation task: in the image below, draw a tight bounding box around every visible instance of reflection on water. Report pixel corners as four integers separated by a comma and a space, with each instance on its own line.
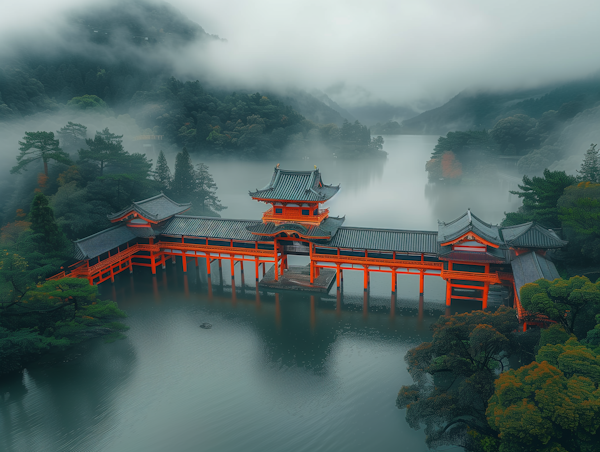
2, 135, 511, 452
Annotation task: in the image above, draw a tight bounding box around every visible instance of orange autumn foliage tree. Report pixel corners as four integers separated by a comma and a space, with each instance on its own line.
441, 151, 462, 179
37, 172, 48, 191
487, 338, 600, 452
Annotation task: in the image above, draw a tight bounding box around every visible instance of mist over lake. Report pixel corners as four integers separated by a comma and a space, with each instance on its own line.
1, 136, 519, 452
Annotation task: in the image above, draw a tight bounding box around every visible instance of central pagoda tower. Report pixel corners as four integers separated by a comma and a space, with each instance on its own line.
246, 166, 344, 240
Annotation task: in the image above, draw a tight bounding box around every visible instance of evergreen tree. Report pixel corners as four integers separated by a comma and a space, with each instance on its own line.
11, 131, 72, 177
195, 163, 225, 215
56, 122, 87, 153
29, 193, 67, 253
504, 169, 577, 228
78, 129, 128, 176
170, 147, 196, 202
577, 143, 600, 183
96, 127, 123, 144
154, 150, 172, 192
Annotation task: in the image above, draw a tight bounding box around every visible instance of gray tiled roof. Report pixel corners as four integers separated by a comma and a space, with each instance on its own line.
325, 227, 440, 254
249, 167, 340, 202
246, 216, 345, 238
512, 252, 560, 297
438, 209, 502, 245
501, 222, 567, 248
107, 193, 191, 222
161, 216, 259, 241
74, 224, 137, 260
438, 246, 509, 264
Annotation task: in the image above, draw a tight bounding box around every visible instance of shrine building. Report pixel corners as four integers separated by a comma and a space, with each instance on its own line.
53, 167, 567, 329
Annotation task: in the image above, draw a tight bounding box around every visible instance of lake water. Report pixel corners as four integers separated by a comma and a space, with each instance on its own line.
0, 135, 521, 452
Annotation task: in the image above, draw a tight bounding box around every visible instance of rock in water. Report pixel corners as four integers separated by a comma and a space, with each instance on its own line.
200, 323, 212, 329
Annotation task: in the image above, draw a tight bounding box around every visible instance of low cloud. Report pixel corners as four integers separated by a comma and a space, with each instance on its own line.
2, 0, 600, 108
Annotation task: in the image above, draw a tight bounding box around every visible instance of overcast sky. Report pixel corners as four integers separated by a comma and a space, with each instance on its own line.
2, 0, 600, 106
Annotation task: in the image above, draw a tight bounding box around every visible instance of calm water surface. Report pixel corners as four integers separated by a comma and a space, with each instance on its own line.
1, 136, 520, 452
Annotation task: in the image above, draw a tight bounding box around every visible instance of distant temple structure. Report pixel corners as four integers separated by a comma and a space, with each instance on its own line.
52, 167, 567, 330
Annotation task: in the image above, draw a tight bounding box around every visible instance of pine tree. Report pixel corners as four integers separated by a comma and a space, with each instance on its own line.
154, 150, 172, 192
56, 122, 87, 153
78, 129, 128, 176
96, 127, 123, 144
577, 143, 600, 183
195, 163, 225, 215
170, 147, 196, 202
11, 131, 72, 176
29, 193, 67, 253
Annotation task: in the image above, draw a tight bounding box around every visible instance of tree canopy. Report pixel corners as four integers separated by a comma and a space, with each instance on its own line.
503, 169, 577, 228
520, 276, 600, 337
487, 338, 600, 452
11, 131, 72, 177
396, 307, 523, 450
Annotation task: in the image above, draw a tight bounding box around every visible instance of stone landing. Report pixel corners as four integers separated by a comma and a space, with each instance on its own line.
259, 265, 336, 293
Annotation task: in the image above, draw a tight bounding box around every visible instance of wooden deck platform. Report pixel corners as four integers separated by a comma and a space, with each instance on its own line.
259, 265, 336, 293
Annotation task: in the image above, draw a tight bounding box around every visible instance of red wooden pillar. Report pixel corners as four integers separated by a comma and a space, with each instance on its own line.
419, 269, 425, 295
336, 263, 341, 289
206, 255, 211, 275
255, 256, 259, 281
231, 257, 235, 281
182, 254, 187, 273
129, 258, 133, 274
446, 280, 452, 306
391, 267, 397, 293
240, 261, 244, 274
482, 281, 489, 309
274, 239, 279, 282
195, 257, 199, 267
363, 266, 368, 291
151, 251, 157, 275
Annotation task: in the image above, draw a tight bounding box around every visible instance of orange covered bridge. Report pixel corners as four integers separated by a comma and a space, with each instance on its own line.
52, 167, 566, 327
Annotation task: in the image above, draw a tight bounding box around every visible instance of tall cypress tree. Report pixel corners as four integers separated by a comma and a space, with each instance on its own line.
30, 193, 67, 253
170, 147, 196, 202
195, 163, 225, 215
154, 150, 172, 192
577, 143, 600, 183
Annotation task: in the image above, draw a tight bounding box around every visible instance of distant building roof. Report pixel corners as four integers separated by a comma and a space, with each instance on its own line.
437, 209, 502, 246
511, 251, 560, 297
246, 216, 345, 239
74, 224, 137, 260
249, 167, 340, 202
325, 227, 439, 254
107, 193, 191, 222
501, 222, 567, 249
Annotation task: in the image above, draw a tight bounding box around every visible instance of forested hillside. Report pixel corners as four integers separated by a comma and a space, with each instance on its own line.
0, 0, 383, 160
401, 77, 600, 135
